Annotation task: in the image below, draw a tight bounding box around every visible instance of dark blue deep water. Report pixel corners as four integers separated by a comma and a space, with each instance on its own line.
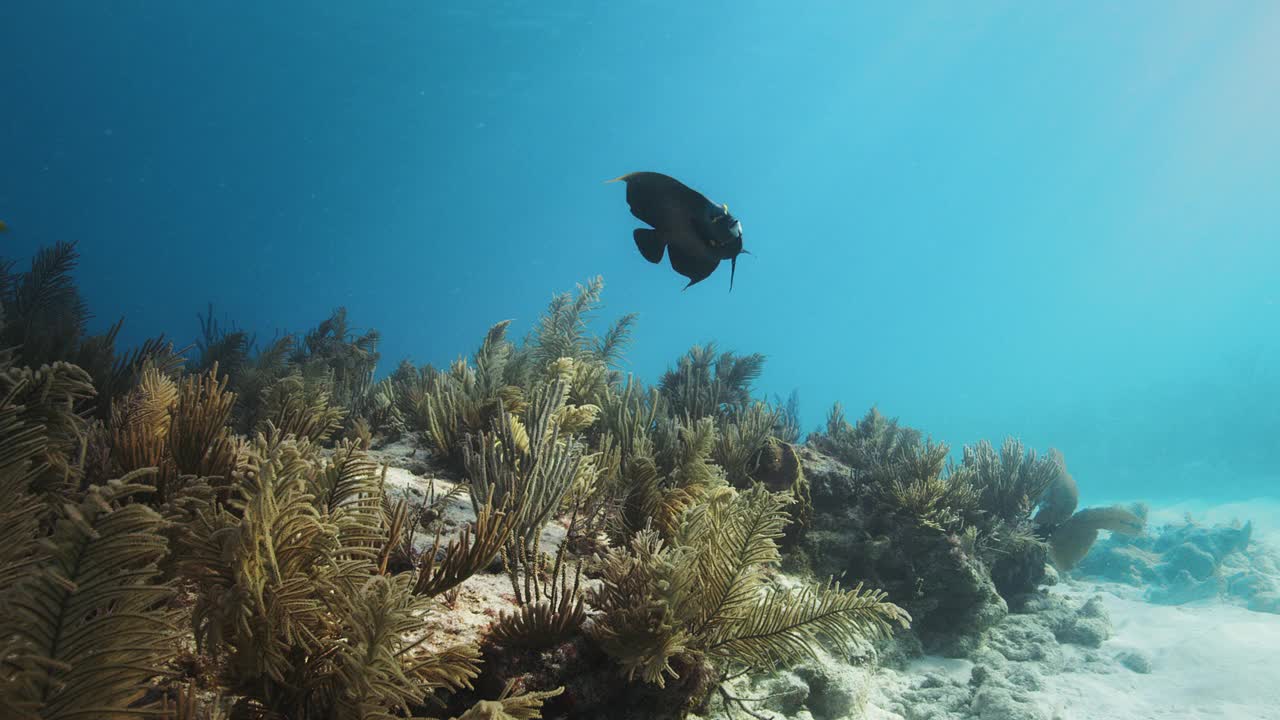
2, 2, 1277, 506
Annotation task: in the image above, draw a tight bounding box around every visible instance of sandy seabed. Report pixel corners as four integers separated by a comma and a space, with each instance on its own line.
864, 498, 1280, 720
377, 441, 1280, 720
1028, 585, 1280, 719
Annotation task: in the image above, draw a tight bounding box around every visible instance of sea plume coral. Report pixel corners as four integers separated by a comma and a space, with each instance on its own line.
0, 478, 182, 720
179, 433, 483, 718
589, 484, 909, 691
658, 343, 766, 421
810, 404, 923, 473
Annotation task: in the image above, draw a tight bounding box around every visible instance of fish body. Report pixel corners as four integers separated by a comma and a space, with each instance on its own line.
608, 171, 746, 290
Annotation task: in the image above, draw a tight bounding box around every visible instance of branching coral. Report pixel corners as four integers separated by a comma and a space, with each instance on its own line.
462, 369, 593, 552
207, 328, 295, 435
0, 360, 96, 506
254, 371, 348, 444
811, 404, 924, 473
413, 490, 521, 598
419, 321, 525, 468
0, 478, 182, 720
450, 363, 600, 650
596, 374, 662, 461
0, 240, 90, 370
511, 275, 636, 386
0, 367, 51, 589
195, 302, 254, 382
194, 304, 383, 443
615, 416, 725, 542
372, 360, 436, 438
109, 364, 180, 483
847, 437, 977, 533
450, 685, 565, 720
489, 455, 604, 652
771, 389, 802, 444
658, 343, 766, 421
102, 363, 246, 518
955, 437, 1060, 530
1, 254, 1151, 720
169, 365, 243, 484
75, 320, 181, 422
714, 401, 780, 489
878, 441, 981, 535
489, 535, 588, 650
589, 484, 910, 690
291, 307, 381, 411
179, 434, 483, 718
336, 574, 475, 719
1, 241, 176, 420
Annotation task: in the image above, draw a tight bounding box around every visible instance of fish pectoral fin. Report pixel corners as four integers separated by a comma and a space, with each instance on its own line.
667, 243, 718, 288
634, 229, 666, 264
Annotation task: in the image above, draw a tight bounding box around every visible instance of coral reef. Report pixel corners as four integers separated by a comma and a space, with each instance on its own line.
2, 245, 922, 720
21, 238, 1259, 720
1074, 510, 1280, 612
799, 425, 1022, 654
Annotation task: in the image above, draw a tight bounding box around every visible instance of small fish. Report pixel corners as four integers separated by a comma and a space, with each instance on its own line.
607, 171, 748, 290
0, 220, 7, 232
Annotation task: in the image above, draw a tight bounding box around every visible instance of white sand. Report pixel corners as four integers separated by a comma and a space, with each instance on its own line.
860, 498, 1280, 720
1034, 582, 1280, 720
1038, 498, 1280, 719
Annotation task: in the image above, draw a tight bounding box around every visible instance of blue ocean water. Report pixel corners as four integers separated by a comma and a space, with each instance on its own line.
2, 1, 1277, 508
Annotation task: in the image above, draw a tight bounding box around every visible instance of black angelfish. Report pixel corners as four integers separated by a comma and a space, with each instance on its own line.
608, 171, 748, 290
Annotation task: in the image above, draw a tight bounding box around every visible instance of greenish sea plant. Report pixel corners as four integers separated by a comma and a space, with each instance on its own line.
658, 343, 766, 421
179, 431, 485, 718
0, 477, 182, 720
811, 403, 924, 473
507, 275, 636, 392
876, 440, 981, 535
713, 401, 780, 488
955, 436, 1060, 531
588, 483, 910, 689
1, 241, 178, 421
